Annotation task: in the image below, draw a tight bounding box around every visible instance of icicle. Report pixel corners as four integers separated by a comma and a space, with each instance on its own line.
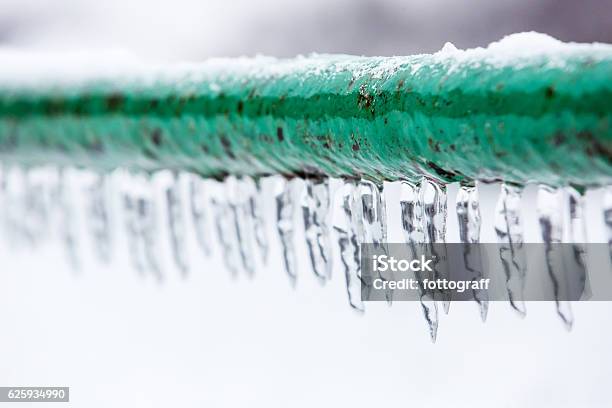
188, 175, 212, 257
210, 180, 242, 277
0, 165, 4, 242
456, 182, 488, 322
566, 187, 588, 297
166, 174, 189, 276
399, 180, 438, 342
227, 176, 256, 277
22, 169, 51, 246
419, 178, 450, 313
537, 185, 573, 330
494, 183, 527, 317
121, 174, 162, 280
357, 180, 388, 245
275, 177, 300, 285
2, 168, 22, 246
302, 178, 332, 283
85, 174, 111, 264
604, 186, 612, 260
55, 170, 80, 270
122, 192, 146, 274
2, 168, 51, 247
138, 191, 163, 281
334, 179, 364, 312
250, 178, 269, 264
356, 180, 391, 302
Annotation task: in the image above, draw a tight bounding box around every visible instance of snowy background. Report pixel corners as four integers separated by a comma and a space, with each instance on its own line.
0, 1, 611, 407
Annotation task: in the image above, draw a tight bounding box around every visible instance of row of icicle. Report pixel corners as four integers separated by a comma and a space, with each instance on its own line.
0, 165, 610, 342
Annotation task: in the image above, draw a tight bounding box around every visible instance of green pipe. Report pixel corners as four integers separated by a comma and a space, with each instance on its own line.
0, 39, 611, 187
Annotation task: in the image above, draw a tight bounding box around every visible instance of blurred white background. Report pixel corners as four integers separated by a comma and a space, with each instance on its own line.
0, 1, 611, 407
0, 0, 611, 59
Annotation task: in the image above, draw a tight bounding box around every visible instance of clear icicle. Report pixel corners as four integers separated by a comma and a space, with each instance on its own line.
537, 185, 573, 330
139, 192, 163, 281
399, 180, 438, 342
55, 170, 80, 270
419, 178, 450, 313
566, 187, 589, 298
494, 183, 527, 317
122, 175, 162, 280
456, 182, 488, 322
22, 169, 51, 247
123, 192, 146, 274
2, 168, 51, 248
604, 186, 612, 260
250, 178, 269, 264
302, 178, 332, 283
227, 176, 256, 277
357, 180, 391, 302
334, 180, 364, 312
188, 175, 212, 257
0, 166, 4, 241
166, 174, 189, 276
85, 174, 111, 264
357, 180, 388, 244
275, 177, 299, 285
210, 180, 242, 277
